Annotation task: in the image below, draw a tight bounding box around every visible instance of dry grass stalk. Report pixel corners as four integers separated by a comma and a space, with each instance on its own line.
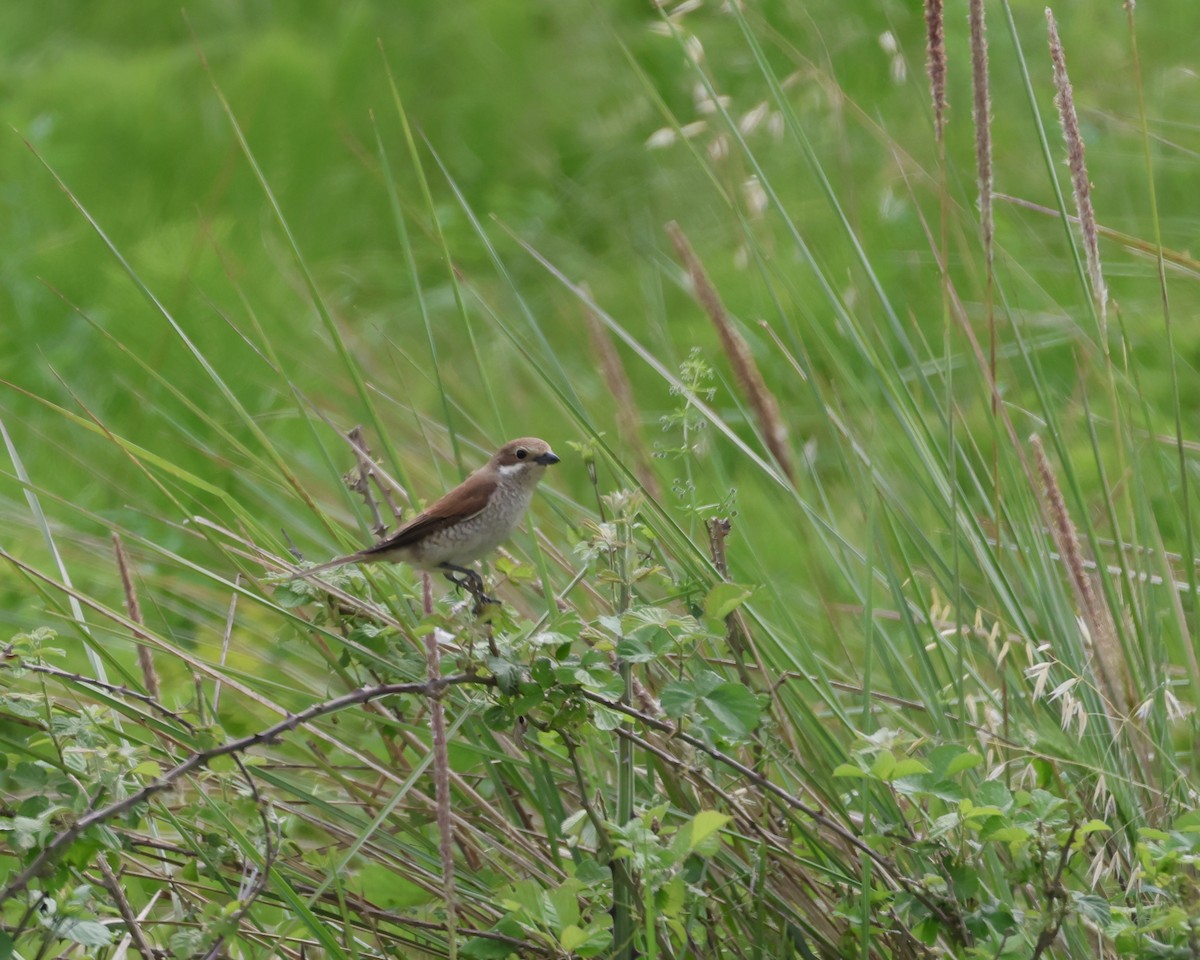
580, 286, 662, 499
969, 0, 993, 269
666, 221, 795, 483
925, 0, 948, 141
111, 531, 159, 701
425, 629, 458, 955
1030, 435, 1129, 717
1046, 8, 1108, 338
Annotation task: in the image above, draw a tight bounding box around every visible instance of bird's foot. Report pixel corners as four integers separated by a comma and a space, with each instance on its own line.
440, 564, 501, 611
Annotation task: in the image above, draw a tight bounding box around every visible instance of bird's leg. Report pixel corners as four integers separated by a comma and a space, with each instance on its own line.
438, 563, 499, 607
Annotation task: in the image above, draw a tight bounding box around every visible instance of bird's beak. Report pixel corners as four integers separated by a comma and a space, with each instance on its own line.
535, 451, 560, 466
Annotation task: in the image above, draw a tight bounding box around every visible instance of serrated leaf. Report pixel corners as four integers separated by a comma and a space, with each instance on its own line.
685, 810, 730, 849
272, 582, 313, 608
574, 923, 613, 957
944, 751, 983, 777
592, 707, 625, 731
886, 758, 932, 781
660, 681, 697, 718
559, 924, 587, 951
616, 637, 659, 663
704, 583, 756, 621
169, 928, 205, 958
975, 780, 1013, 810
984, 826, 1032, 844
461, 936, 517, 959
699, 682, 761, 738
545, 884, 580, 932
488, 657, 524, 696
58, 919, 113, 948
1070, 892, 1111, 927
870, 750, 897, 780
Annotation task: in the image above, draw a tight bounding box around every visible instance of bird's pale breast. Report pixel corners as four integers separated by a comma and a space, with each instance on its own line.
406, 483, 536, 567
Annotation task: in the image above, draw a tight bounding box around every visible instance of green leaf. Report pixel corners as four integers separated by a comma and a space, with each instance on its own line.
660, 681, 697, 718
886, 758, 932, 781
833, 763, 869, 778
1070, 892, 1111, 927
272, 582, 314, 608
704, 583, 756, 621
870, 750, 896, 780
944, 751, 983, 777
592, 706, 625, 731
673, 810, 731, 857
616, 637, 660, 663
169, 929, 205, 958
699, 683, 761, 738
488, 657, 524, 696
573, 922, 613, 957
559, 924, 587, 952
975, 781, 1013, 810
461, 936, 516, 959
574, 857, 610, 886
984, 826, 1032, 844
57, 919, 113, 948
686, 810, 730, 848
545, 883, 580, 931
354, 864, 432, 909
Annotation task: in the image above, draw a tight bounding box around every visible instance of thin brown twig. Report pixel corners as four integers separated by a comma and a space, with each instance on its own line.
426, 628, 458, 958
706, 518, 754, 687
5, 654, 194, 732
112, 531, 160, 701
95, 858, 160, 960
212, 575, 240, 715
346, 425, 406, 529
200, 753, 278, 960
1030, 823, 1080, 960
345, 425, 387, 537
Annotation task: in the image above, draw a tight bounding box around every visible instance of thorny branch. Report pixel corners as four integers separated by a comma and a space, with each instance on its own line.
345, 425, 404, 534
3, 651, 195, 731
0, 674, 488, 904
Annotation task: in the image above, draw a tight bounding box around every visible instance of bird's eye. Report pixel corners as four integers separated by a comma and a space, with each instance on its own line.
516, 449, 528, 460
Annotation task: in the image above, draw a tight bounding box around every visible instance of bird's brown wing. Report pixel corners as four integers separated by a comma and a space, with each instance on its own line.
357, 470, 492, 557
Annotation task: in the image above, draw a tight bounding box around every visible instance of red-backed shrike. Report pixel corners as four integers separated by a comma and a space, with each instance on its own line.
302, 437, 559, 600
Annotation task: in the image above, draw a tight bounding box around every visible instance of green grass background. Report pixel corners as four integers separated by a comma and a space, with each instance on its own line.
3, 1, 1200, 955
2, 0, 1197, 627
2, 0, 1199, 688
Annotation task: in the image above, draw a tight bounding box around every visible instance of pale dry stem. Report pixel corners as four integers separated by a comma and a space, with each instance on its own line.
666, 221, 795, 482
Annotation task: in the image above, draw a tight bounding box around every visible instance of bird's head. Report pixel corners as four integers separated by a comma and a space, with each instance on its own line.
491, 437, 560, 483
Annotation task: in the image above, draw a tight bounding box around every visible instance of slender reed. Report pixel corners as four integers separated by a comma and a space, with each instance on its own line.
1046, 8, 1107, 339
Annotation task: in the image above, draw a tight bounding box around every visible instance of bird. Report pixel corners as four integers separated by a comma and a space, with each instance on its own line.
299, 437, 560, 602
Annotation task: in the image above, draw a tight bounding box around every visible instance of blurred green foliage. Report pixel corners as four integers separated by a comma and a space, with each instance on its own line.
1, 0, 1198, 599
